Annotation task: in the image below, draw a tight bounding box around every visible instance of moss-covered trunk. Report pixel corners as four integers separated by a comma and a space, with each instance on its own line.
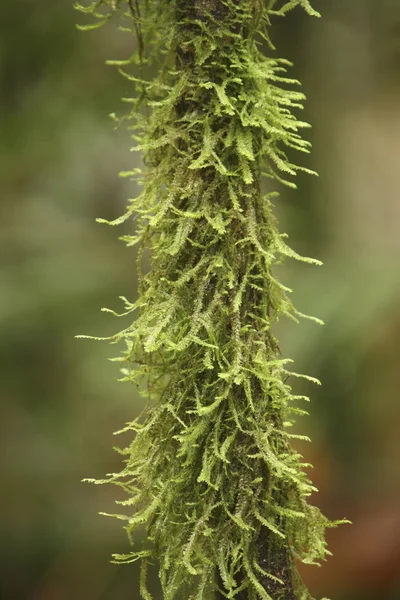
76, 1, 346, 598
176, 2, 296, 598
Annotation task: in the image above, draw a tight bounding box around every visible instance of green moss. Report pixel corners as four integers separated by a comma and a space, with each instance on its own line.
76, 1, 348, 598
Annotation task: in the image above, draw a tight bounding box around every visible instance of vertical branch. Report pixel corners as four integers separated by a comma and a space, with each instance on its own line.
75, 2, 347, 599
175, 2, 297, 598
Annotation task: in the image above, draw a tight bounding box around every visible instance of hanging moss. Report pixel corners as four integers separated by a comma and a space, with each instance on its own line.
76, 1, 348, 598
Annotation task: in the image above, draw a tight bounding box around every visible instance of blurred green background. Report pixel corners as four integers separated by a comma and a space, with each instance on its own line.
1, 1, 399, 599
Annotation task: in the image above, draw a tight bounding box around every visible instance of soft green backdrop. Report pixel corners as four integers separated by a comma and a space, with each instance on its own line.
1, 1, 399, 599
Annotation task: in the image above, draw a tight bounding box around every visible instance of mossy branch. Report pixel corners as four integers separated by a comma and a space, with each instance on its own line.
76, 1, 349, 599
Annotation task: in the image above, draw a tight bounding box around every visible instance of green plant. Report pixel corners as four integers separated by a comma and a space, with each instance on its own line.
76, 1, 348, 598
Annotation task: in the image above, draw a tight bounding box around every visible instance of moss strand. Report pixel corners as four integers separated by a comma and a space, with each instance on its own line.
76, 1, 348, 598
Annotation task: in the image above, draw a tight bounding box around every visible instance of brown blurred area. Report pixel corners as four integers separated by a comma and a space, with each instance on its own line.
0, 1, 399, 599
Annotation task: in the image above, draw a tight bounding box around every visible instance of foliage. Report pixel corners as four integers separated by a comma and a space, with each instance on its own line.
76, 1, 348, 598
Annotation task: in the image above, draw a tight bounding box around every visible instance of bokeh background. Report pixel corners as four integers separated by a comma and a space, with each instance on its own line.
1, 1, 399, 599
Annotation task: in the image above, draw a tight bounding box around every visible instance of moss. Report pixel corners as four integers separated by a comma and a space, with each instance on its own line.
76, 1, 348, 598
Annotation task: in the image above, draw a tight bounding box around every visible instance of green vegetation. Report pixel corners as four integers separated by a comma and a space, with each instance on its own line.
75, 1, 349, 598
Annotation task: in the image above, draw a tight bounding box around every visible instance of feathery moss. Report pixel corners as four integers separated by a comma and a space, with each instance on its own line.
76, 1, 348, 598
